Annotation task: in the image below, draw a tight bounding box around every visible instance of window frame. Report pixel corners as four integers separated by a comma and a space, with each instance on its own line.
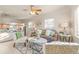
75, 6, 79, 36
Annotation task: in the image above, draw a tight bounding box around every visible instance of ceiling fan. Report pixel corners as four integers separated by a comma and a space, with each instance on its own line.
24, 5, 42, 15
0, 11, 16, 18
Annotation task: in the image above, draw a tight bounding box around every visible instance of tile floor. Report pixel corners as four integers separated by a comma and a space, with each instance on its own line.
0, 41, 21, 54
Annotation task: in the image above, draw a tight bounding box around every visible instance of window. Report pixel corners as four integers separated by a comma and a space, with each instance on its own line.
75, 7, 79, 36
28, 22, 36, 29
44, 18, 54, 29
28, 22, 33, 28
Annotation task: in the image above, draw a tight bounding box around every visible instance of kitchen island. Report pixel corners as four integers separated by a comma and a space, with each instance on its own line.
0, 32, 13, 42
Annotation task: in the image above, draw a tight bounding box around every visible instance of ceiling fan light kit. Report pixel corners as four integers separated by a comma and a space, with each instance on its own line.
31, 6, 42, 15
30, 10, 41, 15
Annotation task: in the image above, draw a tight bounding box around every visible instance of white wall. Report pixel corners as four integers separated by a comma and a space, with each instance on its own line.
70, 6, 79, 43
29, 6, 72, 32
42, 6, 71, 31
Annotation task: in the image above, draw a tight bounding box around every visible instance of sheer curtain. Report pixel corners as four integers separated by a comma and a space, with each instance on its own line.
75, 7, 79, 36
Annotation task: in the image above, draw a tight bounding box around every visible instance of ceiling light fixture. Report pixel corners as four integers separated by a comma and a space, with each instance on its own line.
30, 5, 42, 15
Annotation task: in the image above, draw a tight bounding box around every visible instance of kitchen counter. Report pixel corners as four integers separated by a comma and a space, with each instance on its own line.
0, 32, 13, 42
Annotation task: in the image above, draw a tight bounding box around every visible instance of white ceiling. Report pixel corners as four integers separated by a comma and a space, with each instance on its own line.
0, 5, 66, 23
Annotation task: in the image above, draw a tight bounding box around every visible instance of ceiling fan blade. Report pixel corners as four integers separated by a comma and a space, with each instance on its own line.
36, 9, 42, 11
0, 13, 17, 18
